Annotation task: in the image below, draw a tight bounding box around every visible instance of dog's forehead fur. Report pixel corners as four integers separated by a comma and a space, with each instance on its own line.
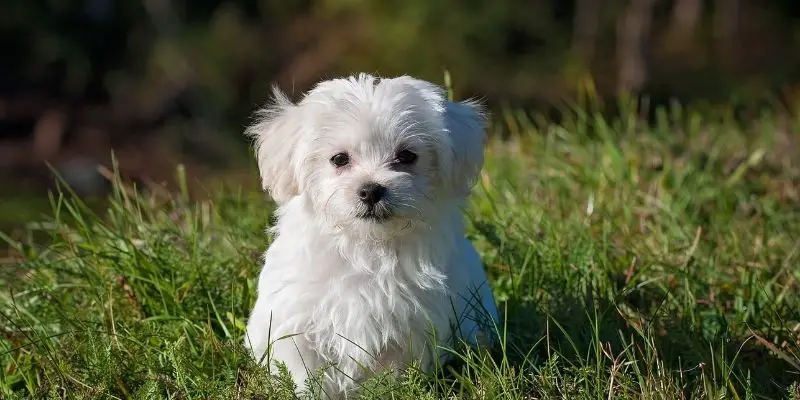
299, 74, 449, 160
304, 74, 445, 113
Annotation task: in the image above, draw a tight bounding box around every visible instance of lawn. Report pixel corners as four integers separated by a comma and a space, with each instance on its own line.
2, 101, 799, 399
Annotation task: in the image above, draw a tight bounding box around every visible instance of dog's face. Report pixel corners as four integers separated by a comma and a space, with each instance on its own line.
247, 74, 486, 236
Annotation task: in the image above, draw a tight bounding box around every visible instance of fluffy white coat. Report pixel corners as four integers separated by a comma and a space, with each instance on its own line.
244, 74, 499, 398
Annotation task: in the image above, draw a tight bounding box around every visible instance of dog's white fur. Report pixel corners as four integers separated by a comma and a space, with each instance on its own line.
244, 74, 499, 398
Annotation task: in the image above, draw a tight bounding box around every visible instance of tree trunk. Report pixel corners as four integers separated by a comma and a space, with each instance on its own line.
671, 0, 702, 38
572, 0, 601, 63
714, 0, 740, 60
617, 0, 655, 94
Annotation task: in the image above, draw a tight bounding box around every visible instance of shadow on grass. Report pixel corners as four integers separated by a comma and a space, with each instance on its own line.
453, 284, 800, 399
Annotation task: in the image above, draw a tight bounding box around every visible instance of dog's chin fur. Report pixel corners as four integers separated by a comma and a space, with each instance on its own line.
244, 74, 499, 398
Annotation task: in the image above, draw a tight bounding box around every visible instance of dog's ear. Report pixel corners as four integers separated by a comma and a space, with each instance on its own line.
443, 98, 487, 195
391, 76, 487, 196
245, 87, 303, 204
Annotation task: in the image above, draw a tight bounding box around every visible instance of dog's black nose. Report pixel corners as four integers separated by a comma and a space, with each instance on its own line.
357, 183, 386, 205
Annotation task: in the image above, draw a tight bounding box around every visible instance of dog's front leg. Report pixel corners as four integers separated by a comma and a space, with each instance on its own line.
245, 314, 322, 395
268, 335, 326, 395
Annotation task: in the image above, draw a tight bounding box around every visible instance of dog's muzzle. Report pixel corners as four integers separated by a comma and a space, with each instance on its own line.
358, 207, 393, 222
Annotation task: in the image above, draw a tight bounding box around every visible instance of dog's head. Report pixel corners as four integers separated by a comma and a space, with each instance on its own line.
246, 74, 486, 236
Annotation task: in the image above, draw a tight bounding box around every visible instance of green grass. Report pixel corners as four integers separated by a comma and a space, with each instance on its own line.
2, 102, 800, 399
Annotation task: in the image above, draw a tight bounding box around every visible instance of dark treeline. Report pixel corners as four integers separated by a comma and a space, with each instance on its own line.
1, 0, 800, 193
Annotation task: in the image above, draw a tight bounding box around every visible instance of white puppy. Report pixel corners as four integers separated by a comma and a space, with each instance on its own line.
244, 74, 499, 398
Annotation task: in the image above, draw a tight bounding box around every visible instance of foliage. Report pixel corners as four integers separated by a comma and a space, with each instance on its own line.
2, 102, 799, 398
4, 1, 800, 116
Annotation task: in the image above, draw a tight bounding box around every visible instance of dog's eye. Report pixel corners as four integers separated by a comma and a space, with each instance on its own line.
394, 149, 417, 165
330, 152, 350, 167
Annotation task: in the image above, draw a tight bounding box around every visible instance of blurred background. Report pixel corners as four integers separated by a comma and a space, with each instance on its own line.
2, 0, 800, 228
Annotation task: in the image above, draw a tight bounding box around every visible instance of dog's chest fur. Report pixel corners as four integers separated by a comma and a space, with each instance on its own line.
303, 236, 452, 369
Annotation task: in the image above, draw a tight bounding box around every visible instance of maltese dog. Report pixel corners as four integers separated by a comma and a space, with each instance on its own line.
244, 73, 499, 398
